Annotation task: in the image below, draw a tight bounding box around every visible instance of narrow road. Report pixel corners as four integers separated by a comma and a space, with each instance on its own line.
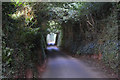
41, 46, 109, 78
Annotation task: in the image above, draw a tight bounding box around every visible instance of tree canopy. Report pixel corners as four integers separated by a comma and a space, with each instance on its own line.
2, 2, 118, 78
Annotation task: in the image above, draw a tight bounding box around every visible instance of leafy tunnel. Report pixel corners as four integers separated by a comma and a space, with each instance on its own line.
2, 2, 119, 78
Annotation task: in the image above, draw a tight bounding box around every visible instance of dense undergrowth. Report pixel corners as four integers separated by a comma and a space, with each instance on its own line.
2, 2, 47, 78
2, 2, 119, 78
61, 2, 119, 74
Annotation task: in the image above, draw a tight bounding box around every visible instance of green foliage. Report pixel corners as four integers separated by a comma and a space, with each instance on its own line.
60, 2, 118, 74
2, 2, 46, 77
2, 2, 118, 77
47, 20, 61, 33
2, 41, 13, 67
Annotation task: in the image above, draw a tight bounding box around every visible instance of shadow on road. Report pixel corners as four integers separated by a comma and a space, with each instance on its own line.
42, 46, 110, 78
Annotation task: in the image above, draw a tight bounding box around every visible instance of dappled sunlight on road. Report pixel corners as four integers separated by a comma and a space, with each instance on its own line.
47, 46, 59, 51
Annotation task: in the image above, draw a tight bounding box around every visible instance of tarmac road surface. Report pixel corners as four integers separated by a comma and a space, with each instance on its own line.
42, 46, 109, 78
